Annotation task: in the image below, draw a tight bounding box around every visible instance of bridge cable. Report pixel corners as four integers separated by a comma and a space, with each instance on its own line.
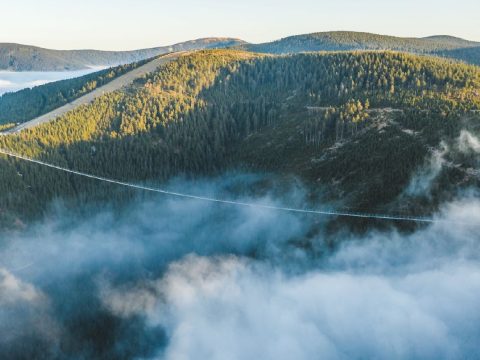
0, 148, 438, 224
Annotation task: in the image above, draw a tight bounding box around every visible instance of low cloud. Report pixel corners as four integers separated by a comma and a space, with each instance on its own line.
102, 253, 480, 360
458, 130, 480, 153
0, 269, 59, 358
1, 175, 479, 359
0, 79, 13, 87
101, 197, 480, 360
405, 142, 448, 196
0, 175, 310, 358
0, 69, 100, 95
0, 268, 40, 304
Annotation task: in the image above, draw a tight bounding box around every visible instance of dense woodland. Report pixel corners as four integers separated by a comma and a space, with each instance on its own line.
0, 49, 479, 225
439, 46, 480, 66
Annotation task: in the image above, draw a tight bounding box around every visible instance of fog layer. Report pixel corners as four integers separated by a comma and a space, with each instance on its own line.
0, 68, 102, 95
0, 176, 479, 359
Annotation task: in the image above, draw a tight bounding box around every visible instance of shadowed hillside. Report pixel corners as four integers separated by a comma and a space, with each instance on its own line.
0, 49, 479, 226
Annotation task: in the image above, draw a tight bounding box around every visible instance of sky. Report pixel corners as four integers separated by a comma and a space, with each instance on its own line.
0, 0, 479, 50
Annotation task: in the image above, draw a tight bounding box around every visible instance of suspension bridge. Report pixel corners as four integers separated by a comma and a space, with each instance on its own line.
0, 148, 440, 224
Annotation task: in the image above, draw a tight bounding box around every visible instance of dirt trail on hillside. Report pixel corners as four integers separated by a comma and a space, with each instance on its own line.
3, 52, 182, 134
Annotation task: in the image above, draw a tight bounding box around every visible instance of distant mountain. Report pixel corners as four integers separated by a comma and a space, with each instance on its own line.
242, 31, 479, 53
0, 38, 246, 71
4, 32, 479, 72
437, 46, 480, 66
422, 35, 477, 46
240, 31, 480, 65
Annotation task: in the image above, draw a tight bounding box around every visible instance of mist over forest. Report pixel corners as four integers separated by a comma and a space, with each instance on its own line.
0, 69, 100, 95
0, 172, 479, 359
1, 19, 480, 360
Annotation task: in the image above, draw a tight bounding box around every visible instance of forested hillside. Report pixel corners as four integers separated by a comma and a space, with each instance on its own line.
439, 46, 480, 66
241, 31, 480, 65
0, 38, 245, 71
0, 59, 150, 125
0, 49, 479, 226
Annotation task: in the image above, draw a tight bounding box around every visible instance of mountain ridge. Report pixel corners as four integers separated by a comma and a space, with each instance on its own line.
241, 31, 479, 50
238, 31, 480, 65
3, 31, 480, 71
0, 38, 246, 71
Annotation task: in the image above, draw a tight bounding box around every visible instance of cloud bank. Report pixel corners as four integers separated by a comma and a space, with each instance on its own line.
0, 175, 479, 359
0, 69, 100, 95
101, 198, 480, 360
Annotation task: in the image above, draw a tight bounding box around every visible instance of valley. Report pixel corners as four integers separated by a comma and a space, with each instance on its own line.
1, 24, 480, 359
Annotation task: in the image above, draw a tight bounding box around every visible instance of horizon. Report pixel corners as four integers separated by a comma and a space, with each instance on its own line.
1, 0, 479, 51
1, 30, 479, 52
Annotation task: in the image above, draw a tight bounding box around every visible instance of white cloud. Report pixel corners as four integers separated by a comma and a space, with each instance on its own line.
101, 198, 480, 360
0, 269, 59, 354
0, 80, 13, 87
0, 268, 40, 305
458, 130, 480, 153
0, 69, 100, 95
103, 255, 480, 360
405, 142, 448, 196
2, 175, 480, 359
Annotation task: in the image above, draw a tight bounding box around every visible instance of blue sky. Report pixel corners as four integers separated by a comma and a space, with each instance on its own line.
1, 0, 479, 50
